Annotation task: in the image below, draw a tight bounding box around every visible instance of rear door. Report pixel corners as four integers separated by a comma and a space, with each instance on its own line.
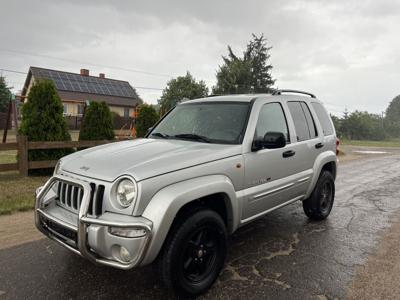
286, 100, 322, 182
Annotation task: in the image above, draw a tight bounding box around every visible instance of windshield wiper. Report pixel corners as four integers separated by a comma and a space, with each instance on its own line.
151, 132, 170, 139
173, 133, 211, 143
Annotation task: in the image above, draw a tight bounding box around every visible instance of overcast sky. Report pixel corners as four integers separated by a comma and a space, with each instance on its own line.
1, 0, 400, 115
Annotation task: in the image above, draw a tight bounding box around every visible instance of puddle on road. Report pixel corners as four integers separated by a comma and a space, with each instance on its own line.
353, 150, 388, 154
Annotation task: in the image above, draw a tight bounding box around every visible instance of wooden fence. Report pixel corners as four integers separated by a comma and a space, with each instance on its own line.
0, 135, 121, 176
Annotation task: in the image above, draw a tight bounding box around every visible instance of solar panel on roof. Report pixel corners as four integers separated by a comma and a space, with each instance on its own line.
32, 68, 137, 98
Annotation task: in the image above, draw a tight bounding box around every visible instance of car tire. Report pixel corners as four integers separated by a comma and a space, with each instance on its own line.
303, 170, 335, 221
155, 209, 227, 297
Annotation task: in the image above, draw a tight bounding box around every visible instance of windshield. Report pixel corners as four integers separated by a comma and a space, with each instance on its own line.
150, 101, 251, 144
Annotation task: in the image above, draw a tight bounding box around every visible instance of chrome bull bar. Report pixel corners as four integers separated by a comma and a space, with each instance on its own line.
35, 174, 152, 270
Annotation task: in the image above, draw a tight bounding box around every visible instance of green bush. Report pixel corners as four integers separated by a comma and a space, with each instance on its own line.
19, 79, 73, 166
136, 104, 159, 137
79, 101, 114, 140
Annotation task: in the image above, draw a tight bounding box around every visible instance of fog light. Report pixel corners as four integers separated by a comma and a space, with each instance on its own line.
119, 246, 131, 262
109, 227, 147, 238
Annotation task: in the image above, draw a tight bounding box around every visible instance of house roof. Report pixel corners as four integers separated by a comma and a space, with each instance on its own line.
22, 67, 142, 107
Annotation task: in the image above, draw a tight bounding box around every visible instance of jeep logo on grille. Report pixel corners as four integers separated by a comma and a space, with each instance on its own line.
80, 166, 90, 171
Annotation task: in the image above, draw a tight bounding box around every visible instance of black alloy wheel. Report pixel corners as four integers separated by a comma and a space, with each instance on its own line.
303, 170, 335, 221
155, 209, 227, 297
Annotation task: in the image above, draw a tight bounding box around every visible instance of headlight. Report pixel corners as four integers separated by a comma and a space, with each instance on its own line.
116, 178, 137, 208
54, 160, 61, 175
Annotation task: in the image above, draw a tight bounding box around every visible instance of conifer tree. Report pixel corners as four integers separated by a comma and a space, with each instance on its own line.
20, 79, 73, 164
79, 101, 114, 140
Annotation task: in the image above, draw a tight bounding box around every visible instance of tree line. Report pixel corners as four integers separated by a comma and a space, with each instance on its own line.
332, 96, 400, 141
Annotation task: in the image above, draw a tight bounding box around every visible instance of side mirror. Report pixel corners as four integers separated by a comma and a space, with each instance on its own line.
252, 131, 286, 151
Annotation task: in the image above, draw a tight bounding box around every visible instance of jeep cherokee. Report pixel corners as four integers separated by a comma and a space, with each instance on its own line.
35, 90, 338, 296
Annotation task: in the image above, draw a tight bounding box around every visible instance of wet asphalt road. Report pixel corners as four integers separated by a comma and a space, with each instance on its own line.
1, 154, 400, 299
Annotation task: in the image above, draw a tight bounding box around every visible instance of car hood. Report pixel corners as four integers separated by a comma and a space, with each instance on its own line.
61, 138, 242, 182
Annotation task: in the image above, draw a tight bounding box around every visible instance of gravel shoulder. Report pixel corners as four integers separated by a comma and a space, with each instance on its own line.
348, 215, 400, 300
0, 211, 44, 250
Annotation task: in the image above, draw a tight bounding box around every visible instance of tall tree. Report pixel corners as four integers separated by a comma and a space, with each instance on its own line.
213, 47, 253, 95
213, 34, 275, 95
0, 76, 11, 112
385, 95, 400, 138
158, 72, 208, 115
244, 34, 275, 93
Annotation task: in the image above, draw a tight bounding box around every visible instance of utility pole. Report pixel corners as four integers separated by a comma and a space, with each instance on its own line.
2, 93, 17, 143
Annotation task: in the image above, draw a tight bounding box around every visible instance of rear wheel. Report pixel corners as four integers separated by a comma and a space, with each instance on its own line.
303, 170, 335, 221
155, 209, 227, 297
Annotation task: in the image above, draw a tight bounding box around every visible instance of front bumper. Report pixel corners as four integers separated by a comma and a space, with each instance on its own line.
35, 175, 152, 270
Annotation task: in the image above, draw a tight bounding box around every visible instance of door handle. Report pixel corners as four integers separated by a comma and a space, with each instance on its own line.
315, 143, 324, 149
282, 150, 296, 158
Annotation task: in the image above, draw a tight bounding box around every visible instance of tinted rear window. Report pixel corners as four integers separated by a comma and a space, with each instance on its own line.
311, 102, 334, 136
287, 101, 311, 141
300, 102, 318, 138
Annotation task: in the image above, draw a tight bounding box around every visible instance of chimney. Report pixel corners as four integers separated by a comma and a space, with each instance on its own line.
99, 73, 105, 79
80, 69, 89, 76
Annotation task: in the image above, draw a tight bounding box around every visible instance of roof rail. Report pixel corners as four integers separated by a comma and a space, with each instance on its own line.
272, 89, 316, 98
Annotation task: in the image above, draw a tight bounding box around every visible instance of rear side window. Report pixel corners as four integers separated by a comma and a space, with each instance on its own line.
300, 102, 318, 138
288, 101, 313, 141
311, 102, 334, 136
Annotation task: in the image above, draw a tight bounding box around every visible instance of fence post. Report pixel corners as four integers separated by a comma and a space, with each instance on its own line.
18, 135, 28, 176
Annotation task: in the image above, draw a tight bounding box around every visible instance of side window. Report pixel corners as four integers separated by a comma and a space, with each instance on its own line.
300, 102, 318, 138
77, 104, 85, 115
124, 107, 130, 119
311, 102, 334, 136
287, 101, 311, 141
255, 103, 289, 142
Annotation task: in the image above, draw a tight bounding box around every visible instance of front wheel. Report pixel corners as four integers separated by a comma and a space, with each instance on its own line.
155, 209, 227, 297
303, 170, 335, 221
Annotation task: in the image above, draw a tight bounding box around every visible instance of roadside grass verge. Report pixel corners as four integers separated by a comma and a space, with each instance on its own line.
0, 150, 17, 164
0, 172, 48, 215
341, 139, 400, 148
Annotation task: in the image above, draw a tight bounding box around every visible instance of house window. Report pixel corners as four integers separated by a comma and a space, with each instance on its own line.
124, 107, 130, 119
77, 104, 85, 115
63, 104, 68, 115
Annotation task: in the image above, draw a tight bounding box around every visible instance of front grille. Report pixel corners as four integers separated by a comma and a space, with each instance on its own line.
41, 215, 77, 244
56, 181, 104, 216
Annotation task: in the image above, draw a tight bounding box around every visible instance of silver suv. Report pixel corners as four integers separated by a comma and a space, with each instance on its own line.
35, 90, 338, 296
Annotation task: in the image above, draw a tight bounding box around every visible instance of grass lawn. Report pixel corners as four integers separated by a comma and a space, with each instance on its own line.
0, 150, 17, 164
0, 142, 47, 215
341, 139, 400, 148
0, 171, 48, 215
